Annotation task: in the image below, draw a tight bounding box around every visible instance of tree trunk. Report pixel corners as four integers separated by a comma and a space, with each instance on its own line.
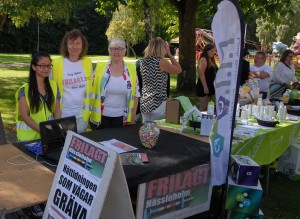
169, 0, 199, 93
0, 14, 7, 31
126, 42, 137, 58
142, 0, 152, 42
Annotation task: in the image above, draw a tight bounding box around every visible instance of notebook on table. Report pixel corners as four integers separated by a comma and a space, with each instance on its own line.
39, 116, 77, 163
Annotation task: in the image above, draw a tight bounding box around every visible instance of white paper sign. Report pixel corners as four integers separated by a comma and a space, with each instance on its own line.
43, 131, 134, 219
200, 114, 215, 136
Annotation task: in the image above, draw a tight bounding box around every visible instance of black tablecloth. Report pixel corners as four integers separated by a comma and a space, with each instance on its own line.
81, 125, 211, 187
14, 125, 210, 199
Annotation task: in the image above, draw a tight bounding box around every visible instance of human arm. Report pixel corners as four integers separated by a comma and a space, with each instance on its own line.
54, 100, 61, 119
290, 66, 298, 83
198, 58, 209, 94
249, 65, 272, 79
159, 42, 182, 74
249, 71, 270, 79
273, 62, 295, 88
19, 96, 40, 132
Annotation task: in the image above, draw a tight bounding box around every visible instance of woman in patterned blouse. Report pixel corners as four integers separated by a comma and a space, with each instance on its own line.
140, 37, 182, 122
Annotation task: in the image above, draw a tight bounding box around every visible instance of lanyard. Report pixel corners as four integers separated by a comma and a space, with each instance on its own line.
39, 94, 48, 119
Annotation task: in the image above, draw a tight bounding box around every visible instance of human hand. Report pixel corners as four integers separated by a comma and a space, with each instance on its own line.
204, 87, 209, 94
164, 42, 171, 56
249, 71, 259, 79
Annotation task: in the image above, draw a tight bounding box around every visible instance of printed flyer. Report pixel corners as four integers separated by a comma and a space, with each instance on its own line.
136, 164, 212, 219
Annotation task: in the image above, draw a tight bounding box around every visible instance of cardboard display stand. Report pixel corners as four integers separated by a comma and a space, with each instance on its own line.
43, 131, 134, 219
136, 164, 212, 219
165, 98, 180, 124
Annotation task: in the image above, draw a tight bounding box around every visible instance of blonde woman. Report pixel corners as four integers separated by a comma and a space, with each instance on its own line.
140, 37, 182, 122
90, 38, 140, 129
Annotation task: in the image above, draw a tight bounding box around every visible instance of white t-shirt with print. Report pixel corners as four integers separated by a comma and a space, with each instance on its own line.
250, 64, 273, 93
62, 58, 87, 118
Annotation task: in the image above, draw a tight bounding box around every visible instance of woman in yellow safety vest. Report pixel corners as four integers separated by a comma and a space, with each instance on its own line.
90, 38, 140, 129
51, 29, 92, 133
15, 51, 61, 141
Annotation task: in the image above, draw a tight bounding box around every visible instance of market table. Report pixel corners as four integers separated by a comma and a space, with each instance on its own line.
156, 118, 300, 194
231, 119, 300, 165
12, 125, 211, 206
0, 144, 55, 219
156, 118, 300, 166
81, 125, 211, 190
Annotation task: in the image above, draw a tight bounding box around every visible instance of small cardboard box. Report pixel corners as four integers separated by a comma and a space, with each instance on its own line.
227, 209, 264, 219
230, 155, 261, 186
165, 98, 180, 124
226, 177, 263, 216
278, 143, 300, 180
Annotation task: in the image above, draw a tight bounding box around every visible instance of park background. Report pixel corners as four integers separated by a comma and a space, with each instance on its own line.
1, 0, 300, 218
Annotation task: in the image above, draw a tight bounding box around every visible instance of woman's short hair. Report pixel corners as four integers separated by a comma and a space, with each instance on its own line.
144, 37, 166, 58
59, 29, 88, 59
280, 49, 294, 62
108, 38, 126, 53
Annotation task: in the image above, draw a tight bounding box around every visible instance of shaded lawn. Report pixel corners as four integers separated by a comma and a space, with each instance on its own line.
0, 65, 28, 132
0, 53, 31, 64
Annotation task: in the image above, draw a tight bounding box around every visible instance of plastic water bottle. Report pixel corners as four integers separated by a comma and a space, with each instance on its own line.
277, 104, 284, 122
257, 97, 263, 106
282, 90, 290, 104
207, 101, 215, 115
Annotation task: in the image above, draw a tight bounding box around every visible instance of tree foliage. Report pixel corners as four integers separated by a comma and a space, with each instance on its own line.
0, 0, 89, 29
0, 3, 110, 54
106, 3, 145, 57
255, 0, 300, 48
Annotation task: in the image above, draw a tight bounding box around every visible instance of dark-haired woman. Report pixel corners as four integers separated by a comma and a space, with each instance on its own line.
196, 44, 218, 111
269, 49, 298, 98
15, 51, 60, 142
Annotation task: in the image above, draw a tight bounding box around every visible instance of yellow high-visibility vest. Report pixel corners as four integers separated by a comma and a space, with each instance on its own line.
15, 80, 58, 141
52, 57, 92, 121
90, 61, 137, 125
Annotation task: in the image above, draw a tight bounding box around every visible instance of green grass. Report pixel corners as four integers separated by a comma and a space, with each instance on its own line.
1, 54, 300, 218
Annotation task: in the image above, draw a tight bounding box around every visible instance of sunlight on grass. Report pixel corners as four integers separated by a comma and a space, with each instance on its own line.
0, 64, 27, 133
